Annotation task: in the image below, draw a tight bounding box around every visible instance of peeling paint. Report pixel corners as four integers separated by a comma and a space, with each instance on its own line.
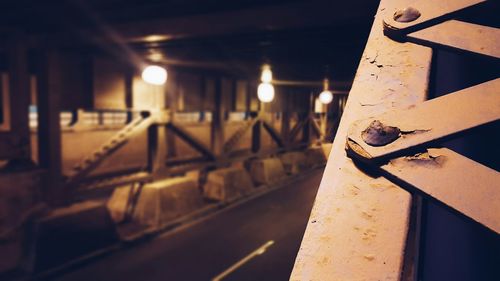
364, 254, 375, 261
361, 211, 373, 220
362, 228, 377, 241
391, 150, 446, 168
360, 120, 431, 147
400, 128, 431, 136
361, 120, 401, 146
346, 138, 372, 160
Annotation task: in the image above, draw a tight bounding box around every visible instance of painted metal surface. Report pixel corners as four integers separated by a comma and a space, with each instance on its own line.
346, 78, 500, 162
291, 0, 433, 279
380, 148, 500, 233
407, 20, 500, 59
383, 0, 485, 37
345, 0, 500, 236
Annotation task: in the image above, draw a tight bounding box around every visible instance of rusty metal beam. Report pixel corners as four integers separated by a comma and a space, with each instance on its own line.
383, 0, 485, 38
167, 122, 216, 160
346, 78, 499, 163
288, 119, 306, 142
291, 0, 433, 278
262, 120, 285, 148
407, 20, 500, 59
379, 148, 500, 233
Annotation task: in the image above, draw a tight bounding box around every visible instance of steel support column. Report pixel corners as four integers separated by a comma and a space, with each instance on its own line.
291, 0, 433, 279
5, 33, 31, 160
37, 49, 64, 205
211, 78, 225, 156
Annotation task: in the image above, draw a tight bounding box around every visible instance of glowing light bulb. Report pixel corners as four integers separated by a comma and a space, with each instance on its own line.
257, 82, 275, 102
260, 64, 272, 83
319, 90, 333, 104
142, 65, 167, 85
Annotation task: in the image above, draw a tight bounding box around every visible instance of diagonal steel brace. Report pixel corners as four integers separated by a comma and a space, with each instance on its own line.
383, 0, 485, 38
380, 148, 500, 234
346, 78, 499, 163
383, 0, 500, 59
346, 78, 500, 233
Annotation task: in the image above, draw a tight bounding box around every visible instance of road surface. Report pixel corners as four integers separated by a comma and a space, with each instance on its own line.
51, 169, 324, 281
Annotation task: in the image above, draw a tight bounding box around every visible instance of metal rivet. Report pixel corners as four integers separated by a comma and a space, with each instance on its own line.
361, 120, 401, 147
393, 7, 421, 23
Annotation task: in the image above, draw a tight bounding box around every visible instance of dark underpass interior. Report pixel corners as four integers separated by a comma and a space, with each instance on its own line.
0, 1, 499, 281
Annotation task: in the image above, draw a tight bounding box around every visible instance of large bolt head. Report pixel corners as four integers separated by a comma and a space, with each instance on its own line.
393, 7, 421, 23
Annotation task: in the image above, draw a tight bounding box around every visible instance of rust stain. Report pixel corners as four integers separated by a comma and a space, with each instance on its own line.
361, 120, 401, 146
318, 256, 330, 266
350, 185, 361, 196
346, 138, 372, 160
364, 254, 375, 261
361, 211, 374, 220
391, 150, 446, 168
320, 236, 332, 243
361, 228, 377, 241
361, 120, 431, 147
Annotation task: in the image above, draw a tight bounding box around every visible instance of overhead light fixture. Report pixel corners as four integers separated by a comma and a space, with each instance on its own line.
319, 78, 333, 104
142, 65, 167, 85
257, 82, 275, 103
260, 64, 273, 83
257, 63, 275, 103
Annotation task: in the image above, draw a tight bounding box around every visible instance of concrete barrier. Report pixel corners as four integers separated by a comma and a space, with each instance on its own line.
279, 152, 308, 174
0, 170, 44, 274
203, 167, 254, 202
32, 201, 119, 272
305, 147, 328, 167
107, 176, 205, 227
249, 157, 286, 185
322, 143, 333, 159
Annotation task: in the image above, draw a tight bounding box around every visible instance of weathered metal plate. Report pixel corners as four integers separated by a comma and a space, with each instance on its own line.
383, 0, 485, 37
347, 78, 500, 162
291, 0, 433, 279
380, 148, 500, 234
407, 20, 500, 59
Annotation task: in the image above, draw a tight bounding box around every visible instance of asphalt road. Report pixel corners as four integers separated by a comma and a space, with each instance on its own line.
52, 169, 324, 281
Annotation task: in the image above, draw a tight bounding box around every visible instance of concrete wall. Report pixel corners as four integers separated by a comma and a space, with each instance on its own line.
0, 170, 43, 273
30, 117, 285, 177
93, 58, 127, 109
31, 128, 148, 176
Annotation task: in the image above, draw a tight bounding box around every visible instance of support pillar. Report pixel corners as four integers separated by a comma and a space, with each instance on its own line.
301, 92, 314, 145
211, 78, 224, 156
150, 84, 169, 178
252, 103, 263, 153
36, 49, 63, 205
6, 33, 31, 160
166, 78, 177, 158
281, 95, 290, 147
